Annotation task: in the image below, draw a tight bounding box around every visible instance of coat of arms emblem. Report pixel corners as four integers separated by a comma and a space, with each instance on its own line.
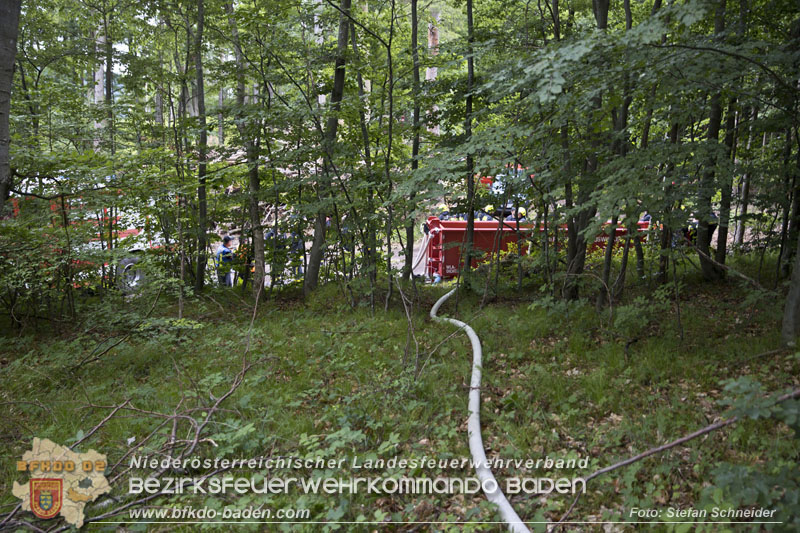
30, 479, 63, 519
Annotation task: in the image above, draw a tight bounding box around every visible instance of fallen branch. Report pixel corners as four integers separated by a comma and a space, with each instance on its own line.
1, 289, 266, 531
742, 348, 788, 362
550, 387, 800, 531
73, 400, 131, 450
687, 243, 772, 292
178, 284, 264, 460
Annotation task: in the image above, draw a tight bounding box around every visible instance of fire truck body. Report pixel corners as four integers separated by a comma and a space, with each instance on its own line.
424, 216, 649, 279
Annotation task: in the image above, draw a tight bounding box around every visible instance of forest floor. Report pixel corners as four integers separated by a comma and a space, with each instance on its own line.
1, 254, 798, 532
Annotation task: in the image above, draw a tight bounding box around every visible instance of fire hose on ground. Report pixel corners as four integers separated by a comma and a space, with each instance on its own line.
430, 289, 531, 533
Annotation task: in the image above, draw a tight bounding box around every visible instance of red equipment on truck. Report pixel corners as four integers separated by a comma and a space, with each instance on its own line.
423, 216, 649, 280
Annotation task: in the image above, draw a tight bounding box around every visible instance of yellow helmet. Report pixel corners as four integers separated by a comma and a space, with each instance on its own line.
518, 207, 527, 217
438, 203, 448, 212
484, 204, 494, 213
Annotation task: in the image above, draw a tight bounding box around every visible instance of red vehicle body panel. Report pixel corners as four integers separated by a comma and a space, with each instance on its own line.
425, 216, 649, 279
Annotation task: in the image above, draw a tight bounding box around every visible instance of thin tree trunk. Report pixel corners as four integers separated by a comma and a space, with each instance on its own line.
597, 0, 632, 308
551, 0, 560, 41
613, 234, 632, 300
562, 124, 577, 297
780, 128, 798, 276
103, 14, 117, 284
0, 0, 22, 214
734, 106, 757, 246
715, 97, 737, 263
565, 0, 607, 299
592, 0, 609, 29
463, 0, 475, 275
93, 29, 105, 143
383, 0, 397, 309
218, 85, 224, 145
305, 0, 352, 296
658, 121, 680, 284
194, 0, 208, 292
781, 130, 797, 277
598, 216, 618, 309
782, 222, 800, 345
226, 2, 265, 296
102, 13, 114, 152
403, 0, 421, 280
697, 1, 726, 281
350, 22, 376, 287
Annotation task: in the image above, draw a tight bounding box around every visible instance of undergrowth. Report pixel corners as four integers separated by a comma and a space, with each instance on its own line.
1, 253, 798, 532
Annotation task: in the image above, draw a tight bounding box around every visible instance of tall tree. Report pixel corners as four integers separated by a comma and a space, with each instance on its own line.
696, 0, 727, 280
305, 0, 351, 296
402, 0, 421, 281
463, 0, 475, 274
194, 0, 208, 292
226, 2, 265, 297
0, 0, 22, 215
715, 97, 737, 263
564, 0, 608, 299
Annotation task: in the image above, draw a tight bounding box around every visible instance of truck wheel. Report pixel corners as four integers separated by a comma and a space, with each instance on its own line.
118, 256, 144, 294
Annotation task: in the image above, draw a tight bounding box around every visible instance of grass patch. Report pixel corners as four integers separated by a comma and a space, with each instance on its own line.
1, 271, 798, 531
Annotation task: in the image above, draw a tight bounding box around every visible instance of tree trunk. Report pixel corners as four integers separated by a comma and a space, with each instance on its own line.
715, 97, 737, 263
734, 106, 757, 246
779, 130, 795, 278
597, 0, 632, 308
780, 130, 798, 277
658, 121, 680, 284
463, 0, 475, 275
350, 22, 376, 286
0, 0, 22, 214
562, 125, 578, 298
194, 0, 208, 292
782, 223, 800, 345
104, 14, 114, 152
696, 1, 726, 281
305, 0, 351, 296
402, 0, 421, 280
93, 29, 105, 144
592, 0, 610, 29
565, 0, 607, 299
426, 9, 440, 135
598, 215, 619, 309
218, 85, 224, 145
103, 16, 116, 285
552, 0, 560, 41
226, 2, 265, 296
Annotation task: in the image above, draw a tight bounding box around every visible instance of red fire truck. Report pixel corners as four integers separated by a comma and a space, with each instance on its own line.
422, 216, 649, 280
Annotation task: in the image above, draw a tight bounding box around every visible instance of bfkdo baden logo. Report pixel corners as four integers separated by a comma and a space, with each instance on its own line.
12, 438, 111, 527
30, 478, 63, 519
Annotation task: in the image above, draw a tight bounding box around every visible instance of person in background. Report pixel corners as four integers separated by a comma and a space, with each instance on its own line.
341, 213, 353, 252
505, 206, 527, 222
216, 235, 235, 287
640, 210, 652, 222
289, 230, 304, 278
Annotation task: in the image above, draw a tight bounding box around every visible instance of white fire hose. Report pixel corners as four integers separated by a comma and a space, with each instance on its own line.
430, 289, 530, 533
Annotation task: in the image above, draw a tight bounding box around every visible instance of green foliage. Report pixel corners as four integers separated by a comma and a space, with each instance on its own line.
134, 317, 204, 342
612, 287, 671, 340
693, 377, 800, 531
